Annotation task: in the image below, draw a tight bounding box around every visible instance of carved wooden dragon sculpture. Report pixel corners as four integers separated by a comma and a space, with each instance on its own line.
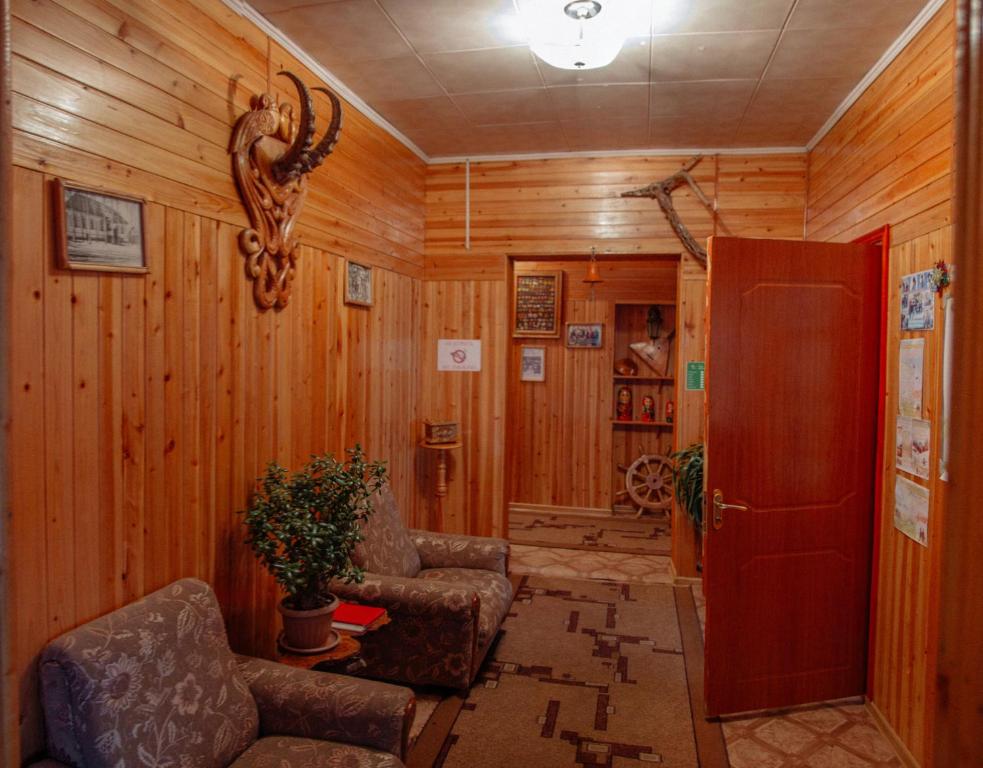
621, 155, 714, 268
230, 71, 343, 310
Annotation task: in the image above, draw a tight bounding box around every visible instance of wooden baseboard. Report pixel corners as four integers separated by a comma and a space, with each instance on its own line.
508, 502, 618, 519
866, 698, 921, 768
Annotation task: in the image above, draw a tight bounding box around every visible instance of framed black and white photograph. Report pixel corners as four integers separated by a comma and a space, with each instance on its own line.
345, 260, 373, 307
565, 322, 603, 349
520, 346, 546, 382
53, 179, 148, 273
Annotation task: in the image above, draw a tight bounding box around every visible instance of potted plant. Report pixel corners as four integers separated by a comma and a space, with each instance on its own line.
242, 445, 387, 653
671, 442, 704, 529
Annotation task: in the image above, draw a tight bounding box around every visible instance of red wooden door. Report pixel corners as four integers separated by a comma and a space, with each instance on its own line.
704, 236, 882, 716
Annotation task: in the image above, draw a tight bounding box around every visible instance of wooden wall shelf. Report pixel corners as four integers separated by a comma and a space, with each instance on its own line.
611, 420, 674, 429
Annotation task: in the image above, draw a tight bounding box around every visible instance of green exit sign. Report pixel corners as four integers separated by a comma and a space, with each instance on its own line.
685, 361, 705, 391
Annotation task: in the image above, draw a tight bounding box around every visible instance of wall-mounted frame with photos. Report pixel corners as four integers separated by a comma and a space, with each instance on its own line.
53, 179, 148, 273
345, 260, 373, 307
513, 269, 563, 337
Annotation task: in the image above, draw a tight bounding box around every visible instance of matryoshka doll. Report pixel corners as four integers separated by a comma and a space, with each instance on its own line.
616, 386, 633, 421
640, 395, 656, 422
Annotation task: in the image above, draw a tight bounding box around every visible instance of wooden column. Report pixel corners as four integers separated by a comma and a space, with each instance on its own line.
0, 0, 13, 761
934, 0, 983, 763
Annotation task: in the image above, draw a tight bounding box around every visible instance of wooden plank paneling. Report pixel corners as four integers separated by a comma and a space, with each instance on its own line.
7, 0, 426, 759
806, 2, 955, 245
870, 229, 949, 767
424, 154, 806, 280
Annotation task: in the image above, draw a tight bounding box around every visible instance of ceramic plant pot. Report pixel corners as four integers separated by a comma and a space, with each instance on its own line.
277, 593, 340, 654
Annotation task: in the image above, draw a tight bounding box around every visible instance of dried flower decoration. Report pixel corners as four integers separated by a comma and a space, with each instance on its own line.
930, 260, 952, 294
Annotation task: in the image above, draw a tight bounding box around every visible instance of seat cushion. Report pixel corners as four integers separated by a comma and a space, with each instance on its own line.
353, 486, 421, 578
231, 736, 404, 768
39, 578, 258, 768
416, 568, 512, 655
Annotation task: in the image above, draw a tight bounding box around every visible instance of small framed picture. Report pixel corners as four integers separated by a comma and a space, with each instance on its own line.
566, 322, 603, 349
345, 260, 373, 307
53, 179, 148, 273
520, 346, 546, 382
513, 270, 562, 338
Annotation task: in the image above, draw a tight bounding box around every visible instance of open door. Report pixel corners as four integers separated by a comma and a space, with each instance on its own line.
704, 236, 882, 717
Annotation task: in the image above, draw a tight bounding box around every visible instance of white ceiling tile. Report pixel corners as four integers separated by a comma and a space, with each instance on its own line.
264, 0, 408, 63
452, 89, 558, 125
377, 0, 524, 53
788, 0, 927, 31
548, 83, 651, 121
336, 56, 444, 101
649, 79, 756, 118
766, 27, 898, 80
650, 30, 780, 81
749, 77, 855, 116
668, 0, 795, 34
373, 96, 467, 131
422, 47, 544, 93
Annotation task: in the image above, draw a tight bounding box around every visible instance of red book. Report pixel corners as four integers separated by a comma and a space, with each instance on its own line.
332, 602, 386, 633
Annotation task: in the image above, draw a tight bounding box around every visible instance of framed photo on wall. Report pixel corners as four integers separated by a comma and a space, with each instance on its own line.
566, 322, 603, 349
345, 260, 373, 307
513, 270, 562, 337
520, 346, 546, 382
53, 179, 148, 273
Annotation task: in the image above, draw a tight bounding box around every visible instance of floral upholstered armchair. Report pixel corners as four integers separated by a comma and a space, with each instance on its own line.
329, 485, 513, 690
33, 578, 415, 768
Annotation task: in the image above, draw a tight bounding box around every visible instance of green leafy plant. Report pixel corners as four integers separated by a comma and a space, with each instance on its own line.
671, 443, 704, 528
242, 445, 387, 611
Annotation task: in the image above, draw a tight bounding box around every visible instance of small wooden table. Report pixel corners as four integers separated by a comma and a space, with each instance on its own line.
276, 614, 391, 675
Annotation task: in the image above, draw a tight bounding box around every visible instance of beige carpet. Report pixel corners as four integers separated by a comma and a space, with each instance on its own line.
508, 512, 672, 556
434, 575, 699, 767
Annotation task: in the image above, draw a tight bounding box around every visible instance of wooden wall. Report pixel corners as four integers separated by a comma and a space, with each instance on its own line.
806, 3, 955, 764
422, 154, 807, 554
505, 258, 678, 512
8, 0, 425, 759
806, 2, 955, 246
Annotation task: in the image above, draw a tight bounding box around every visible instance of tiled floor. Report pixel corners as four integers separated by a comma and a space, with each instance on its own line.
509, 542, 904, 768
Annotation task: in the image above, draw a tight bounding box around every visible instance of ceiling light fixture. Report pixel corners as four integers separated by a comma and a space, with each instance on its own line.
519, 0, 635, 71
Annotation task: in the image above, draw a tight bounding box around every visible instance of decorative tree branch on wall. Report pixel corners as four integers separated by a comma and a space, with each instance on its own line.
621, 156, 715, 267
230, 71, 343, 310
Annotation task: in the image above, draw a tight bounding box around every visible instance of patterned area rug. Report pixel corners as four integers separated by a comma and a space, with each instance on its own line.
435, 575, 699, 767
508, 512, 672, 556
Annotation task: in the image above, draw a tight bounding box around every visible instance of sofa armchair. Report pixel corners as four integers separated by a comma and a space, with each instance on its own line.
329, 485, 513, 690
34, 578, 415, 768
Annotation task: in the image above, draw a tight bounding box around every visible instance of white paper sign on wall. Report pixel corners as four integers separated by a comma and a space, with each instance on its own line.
437, 339, 482, 372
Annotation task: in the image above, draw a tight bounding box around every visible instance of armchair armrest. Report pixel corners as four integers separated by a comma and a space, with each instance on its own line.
329, 574, 481, 689
408, 530, 509, 575
236, 655, 415, 759
28, 761, 72, 768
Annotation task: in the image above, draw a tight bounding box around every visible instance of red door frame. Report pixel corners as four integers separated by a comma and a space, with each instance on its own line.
852, 224, 891, 699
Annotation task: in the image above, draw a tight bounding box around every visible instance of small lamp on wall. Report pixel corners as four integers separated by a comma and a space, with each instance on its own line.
584, 246, 603, 300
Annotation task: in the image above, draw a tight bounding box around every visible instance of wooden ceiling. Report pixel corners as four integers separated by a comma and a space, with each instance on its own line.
249, 0, 930, 156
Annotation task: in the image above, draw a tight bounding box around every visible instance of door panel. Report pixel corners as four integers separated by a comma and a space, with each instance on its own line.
704, 236, 881, 716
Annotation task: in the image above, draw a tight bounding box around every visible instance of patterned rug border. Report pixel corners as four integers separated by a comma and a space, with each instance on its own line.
508, 513, 672, 557
507, 539, 673, 557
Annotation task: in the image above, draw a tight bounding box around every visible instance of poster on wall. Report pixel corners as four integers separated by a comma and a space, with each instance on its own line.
898, 338, 925, 418
513, 271, 563, 338
437, 339, 481, 372
894, 476, 930, 547
900, 269, 935, 331
896, 417, 931, 479
520, 346, 546, 382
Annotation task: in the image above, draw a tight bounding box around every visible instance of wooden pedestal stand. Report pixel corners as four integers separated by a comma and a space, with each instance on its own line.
420, 441, 462, 524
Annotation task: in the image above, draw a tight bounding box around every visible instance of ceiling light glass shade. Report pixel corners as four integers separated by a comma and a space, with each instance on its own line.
519, 0, 641, 70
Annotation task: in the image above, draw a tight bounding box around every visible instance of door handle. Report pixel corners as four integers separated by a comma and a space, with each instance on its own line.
712, 489, 749, 530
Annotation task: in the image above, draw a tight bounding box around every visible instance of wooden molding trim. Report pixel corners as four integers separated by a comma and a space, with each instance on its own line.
866, 699, 920, 768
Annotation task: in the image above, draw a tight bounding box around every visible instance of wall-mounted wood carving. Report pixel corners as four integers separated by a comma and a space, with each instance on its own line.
230, 71, 343, 310
621, 156, 714, 268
